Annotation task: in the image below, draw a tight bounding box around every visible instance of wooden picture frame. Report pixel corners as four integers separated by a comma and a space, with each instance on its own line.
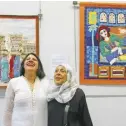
80, 2, 126, 85
0, 15, 39, 88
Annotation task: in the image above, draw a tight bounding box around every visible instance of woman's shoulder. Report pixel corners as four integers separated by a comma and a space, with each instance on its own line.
41, 76, 49, 82
110, 34, 115, 37
75, 88, 85, 97
70, 88, 86, 109
41, 76, 50, 86
100, 40, 106, 46
7, 76, 24, 89
71, 88, 86, 103
40, 77, 50, 92
9, 76, 23, 83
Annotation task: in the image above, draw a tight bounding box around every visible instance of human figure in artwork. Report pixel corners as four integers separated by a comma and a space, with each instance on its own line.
9, 55, 15, 79
1, 49, 9, 82
14, 54, 20, 77
96, 25, 124, 65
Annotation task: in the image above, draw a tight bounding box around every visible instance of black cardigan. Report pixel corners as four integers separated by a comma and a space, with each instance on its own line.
48, 88, 93, 126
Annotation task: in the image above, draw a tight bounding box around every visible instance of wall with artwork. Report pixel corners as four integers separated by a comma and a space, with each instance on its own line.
80, 2, 126, 85
0, 1, 126, 126
0, 15, 39, 85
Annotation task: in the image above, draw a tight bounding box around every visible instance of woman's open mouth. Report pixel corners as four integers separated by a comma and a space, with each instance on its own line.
26, 61, 35, 67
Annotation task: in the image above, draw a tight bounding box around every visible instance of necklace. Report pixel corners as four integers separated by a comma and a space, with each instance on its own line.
28, 83, 34, 92
23, 76, 35, 92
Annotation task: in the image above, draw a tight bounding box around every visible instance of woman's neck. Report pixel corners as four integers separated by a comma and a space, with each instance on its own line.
24, 72, 36, 84
104, 37, 109, 42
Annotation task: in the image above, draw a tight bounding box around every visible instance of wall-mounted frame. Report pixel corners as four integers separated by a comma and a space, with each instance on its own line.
0, 15, 39, 88
80, 2, 126, 85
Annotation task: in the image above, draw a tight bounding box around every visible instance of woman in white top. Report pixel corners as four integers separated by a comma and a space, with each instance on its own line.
2, 53, 49, 126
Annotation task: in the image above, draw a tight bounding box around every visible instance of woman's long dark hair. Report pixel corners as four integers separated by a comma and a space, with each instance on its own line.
20, 53, 45, 80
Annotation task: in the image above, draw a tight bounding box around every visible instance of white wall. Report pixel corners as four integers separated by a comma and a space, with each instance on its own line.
0, 1, 126, 126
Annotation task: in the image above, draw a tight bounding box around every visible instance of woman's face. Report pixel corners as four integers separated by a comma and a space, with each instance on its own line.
54, 65, 67, 85
100, 29, 108, 38
24, 54, 39, 73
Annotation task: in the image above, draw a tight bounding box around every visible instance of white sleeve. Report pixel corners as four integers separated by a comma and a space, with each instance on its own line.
2, 81, 15, 126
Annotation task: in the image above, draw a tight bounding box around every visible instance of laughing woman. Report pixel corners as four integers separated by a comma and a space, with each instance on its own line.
2, 53, 49, 126
47, 64, 93, 126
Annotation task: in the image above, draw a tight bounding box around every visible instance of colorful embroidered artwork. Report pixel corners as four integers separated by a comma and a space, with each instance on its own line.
9, 55, 15, 79
14, 55, 20, 77
1, 56, 9, 82
0, 15, 39, 84
80, 3, 126, 84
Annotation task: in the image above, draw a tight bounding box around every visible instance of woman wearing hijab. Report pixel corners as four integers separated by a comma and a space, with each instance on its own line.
2, 53, 49, 126
47, 64, 93, 126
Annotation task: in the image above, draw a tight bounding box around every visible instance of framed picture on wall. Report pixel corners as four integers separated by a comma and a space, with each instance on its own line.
0, 15, 39, 88
80, 2, 126, 85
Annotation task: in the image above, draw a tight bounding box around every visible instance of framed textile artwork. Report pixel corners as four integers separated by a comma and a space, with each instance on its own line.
80, 2, 126, 85
0, 15, 39, 87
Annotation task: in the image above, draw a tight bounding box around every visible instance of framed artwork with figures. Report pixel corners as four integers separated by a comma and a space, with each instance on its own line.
80, 2, 126, 85
0, 15, 39, 88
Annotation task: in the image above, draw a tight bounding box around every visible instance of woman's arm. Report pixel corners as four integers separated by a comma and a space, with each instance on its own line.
2, 80, 15, 126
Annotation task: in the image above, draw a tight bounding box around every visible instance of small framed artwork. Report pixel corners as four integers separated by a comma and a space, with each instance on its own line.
0, 15, 39, 88
80, 2, 126, 85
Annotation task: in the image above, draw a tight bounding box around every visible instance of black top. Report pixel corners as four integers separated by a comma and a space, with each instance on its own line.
48, 88, 93, 126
